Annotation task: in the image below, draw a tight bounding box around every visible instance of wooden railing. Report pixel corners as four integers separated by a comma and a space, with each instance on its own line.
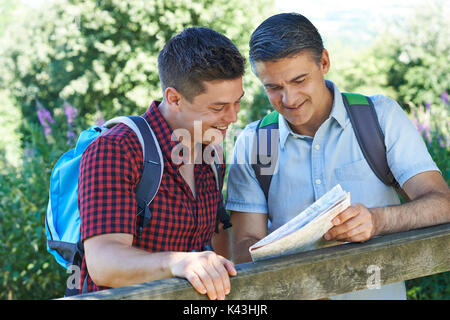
65, 223, 450, 300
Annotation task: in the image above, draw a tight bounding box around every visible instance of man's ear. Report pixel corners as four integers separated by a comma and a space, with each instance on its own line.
320, 48, 331, 75
164, 87, 183, 112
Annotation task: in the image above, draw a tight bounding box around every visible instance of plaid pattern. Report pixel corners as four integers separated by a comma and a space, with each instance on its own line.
78, 101, 224, 293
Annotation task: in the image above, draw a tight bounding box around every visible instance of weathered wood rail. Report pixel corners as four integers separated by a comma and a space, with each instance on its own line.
65, 223, 450, 300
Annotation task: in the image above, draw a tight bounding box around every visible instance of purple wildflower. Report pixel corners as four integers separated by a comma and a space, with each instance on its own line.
437, 135, 447, 149
425, 132, 432, 144
441, 91, 449, 105
36, 99, 55, 140
64, 100, 78, 125
36, 100, 55, 126
413, 118, 432, 145
44, 126, 52, 138
67, 130, 77, 145
24, 147, 36, 158
425, 101, 431, 110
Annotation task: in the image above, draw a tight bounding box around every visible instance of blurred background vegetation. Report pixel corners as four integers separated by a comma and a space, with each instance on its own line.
0, 0, 448, 299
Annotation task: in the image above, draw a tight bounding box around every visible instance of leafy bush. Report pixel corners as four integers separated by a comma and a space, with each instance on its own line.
328, 3, 450, 298
0, 0, 276, 300
328, 1, 450, 112
404, 97, 450, 300
0, 0, 447, 300
0, 0, 275, 144
0, 122, 68, 299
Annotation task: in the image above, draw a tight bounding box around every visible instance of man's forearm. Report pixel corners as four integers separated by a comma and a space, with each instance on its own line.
85, 235, 237, 300
232, 238, 260, 264
372, 190, 450, 236
212, 223, 231, 259
86, 240, 177, 288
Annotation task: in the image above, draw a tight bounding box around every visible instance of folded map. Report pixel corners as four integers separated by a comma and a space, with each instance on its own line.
249, 184, 350, 262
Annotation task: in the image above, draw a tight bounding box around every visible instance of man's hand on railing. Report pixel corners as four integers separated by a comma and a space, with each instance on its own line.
169, 251, 237, 300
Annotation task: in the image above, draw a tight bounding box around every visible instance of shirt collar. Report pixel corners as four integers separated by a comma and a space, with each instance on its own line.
278, 113, 294, 148
325, 79, 348, 129
278, 79, 348, 149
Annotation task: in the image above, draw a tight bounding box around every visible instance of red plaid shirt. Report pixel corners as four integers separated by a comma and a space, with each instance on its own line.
78, 101, 224, 293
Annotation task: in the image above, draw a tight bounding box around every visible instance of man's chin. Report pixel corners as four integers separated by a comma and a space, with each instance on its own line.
202, 129, 226, 145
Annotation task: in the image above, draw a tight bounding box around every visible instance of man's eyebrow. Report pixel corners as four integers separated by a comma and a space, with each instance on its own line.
290, 73, 308, 82
211, 92, 245, 105
264, 83, 280, 88
263, 73, 309, 87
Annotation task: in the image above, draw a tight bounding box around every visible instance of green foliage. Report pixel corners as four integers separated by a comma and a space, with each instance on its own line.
404, 98, 450, 300
0, 0, 276, 300
240, 86, 272, 126
406, 272, 450, 300
408, 100, 450, 181
0, 123, 68, 299
0, 0, 18, 36
328, 1, 450, 111
327, 40, 397, 98
382, 2, 450, 108
0, 0, 448, 300
0, 0, 275, 144
0, 90, 22, 165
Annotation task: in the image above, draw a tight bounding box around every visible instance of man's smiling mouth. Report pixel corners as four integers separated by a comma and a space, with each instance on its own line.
284, 100, 307, 110
212, 125, 228, 130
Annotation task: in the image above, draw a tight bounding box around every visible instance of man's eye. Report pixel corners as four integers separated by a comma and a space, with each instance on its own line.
266, 86, 282, 92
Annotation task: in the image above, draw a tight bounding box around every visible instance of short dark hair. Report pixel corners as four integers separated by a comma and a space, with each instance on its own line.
249, 13, 324, 71
158, 27, 245, 102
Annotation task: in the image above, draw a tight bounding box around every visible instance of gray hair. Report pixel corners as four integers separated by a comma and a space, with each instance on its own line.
249, 13, 324, 72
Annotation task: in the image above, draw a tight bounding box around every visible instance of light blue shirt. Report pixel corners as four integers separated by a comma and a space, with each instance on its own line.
225, 80, 439, 299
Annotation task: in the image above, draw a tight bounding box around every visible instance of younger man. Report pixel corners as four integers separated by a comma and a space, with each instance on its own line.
79, 27, 246, 300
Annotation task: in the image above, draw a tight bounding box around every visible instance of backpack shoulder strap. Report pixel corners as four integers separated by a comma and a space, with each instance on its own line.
209, 146, 232, 232
252, 111, 279, 202
129, 116, 164, 237
341, 93, 409, 201
103, 116, 164, 238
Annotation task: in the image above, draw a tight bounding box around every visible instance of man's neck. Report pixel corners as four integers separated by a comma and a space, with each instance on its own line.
158, 100, 178, 132
159, 100, 203, 165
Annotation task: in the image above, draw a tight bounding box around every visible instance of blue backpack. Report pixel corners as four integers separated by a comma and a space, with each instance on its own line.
45, 115, 231, 273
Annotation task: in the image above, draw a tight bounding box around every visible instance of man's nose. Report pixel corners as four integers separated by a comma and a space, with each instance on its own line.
223, 103, 240, 123
282, 87, 298, 107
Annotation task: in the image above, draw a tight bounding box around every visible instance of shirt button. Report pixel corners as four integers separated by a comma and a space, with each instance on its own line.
315, 179, 321, 185
314, 144, 320, 150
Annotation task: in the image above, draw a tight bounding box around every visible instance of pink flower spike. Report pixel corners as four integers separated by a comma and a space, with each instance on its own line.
64, 100, 78, 125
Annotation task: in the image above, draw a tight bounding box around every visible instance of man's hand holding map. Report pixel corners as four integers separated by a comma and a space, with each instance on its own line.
249, 184, 350, 262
